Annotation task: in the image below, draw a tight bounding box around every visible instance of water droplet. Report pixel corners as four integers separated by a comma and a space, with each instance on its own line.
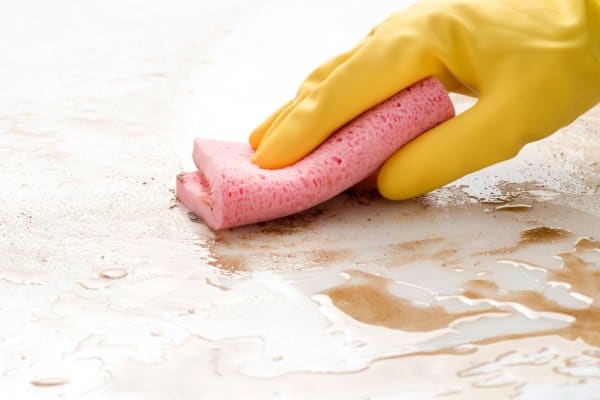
99, 268, 128, 280
564, 356, 594, 367
494, 204, 532, 211
30, 377, 69, 387
555, 355, 600, 378
0, 270, 46, 285
452, 344, 478, 354
584, 349, 600, 358
76, 279, 111, 290
473, 373, 518, 388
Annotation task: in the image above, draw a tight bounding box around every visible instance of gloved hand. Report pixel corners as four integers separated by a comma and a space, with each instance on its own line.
249, 0, 600, 199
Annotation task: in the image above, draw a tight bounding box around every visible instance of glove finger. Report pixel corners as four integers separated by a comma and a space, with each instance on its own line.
296, 45, 362, 97
377, 98, 522, 200
253, 34, 438, 169
249, 42, 366, 149
249, 99, 294, 149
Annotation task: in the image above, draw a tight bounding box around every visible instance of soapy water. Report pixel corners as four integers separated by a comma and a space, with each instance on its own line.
1, 0, 599, 398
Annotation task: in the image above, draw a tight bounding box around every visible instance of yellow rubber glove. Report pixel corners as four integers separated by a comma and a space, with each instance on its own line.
249, 0, 600, 199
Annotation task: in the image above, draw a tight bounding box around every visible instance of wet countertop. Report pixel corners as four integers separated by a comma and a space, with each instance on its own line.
1, 0, 599, 399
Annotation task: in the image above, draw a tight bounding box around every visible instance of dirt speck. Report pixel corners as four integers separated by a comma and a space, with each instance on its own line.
254, 208, 325, 235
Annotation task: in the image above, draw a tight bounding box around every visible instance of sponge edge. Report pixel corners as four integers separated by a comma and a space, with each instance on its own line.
176, 77, 455, 230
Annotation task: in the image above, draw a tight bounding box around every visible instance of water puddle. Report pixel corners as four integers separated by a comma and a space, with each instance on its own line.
324, 270, 492, 332
0, 270, 47, 285
30, 377, 69, 387
76, 279, 112, 290
99, 268, 128, 280
321, 234, 599, 353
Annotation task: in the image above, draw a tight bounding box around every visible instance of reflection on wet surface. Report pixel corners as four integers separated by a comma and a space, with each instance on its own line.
474, 226, 575, 256
324, 270, 493, 331
321, 233, 599, 349
464, 274, 598, 346
494, 203, 533, 212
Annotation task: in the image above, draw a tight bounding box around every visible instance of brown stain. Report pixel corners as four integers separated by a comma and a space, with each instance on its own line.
473, 247, 518, 257
387, 237, 461, 267
464, 287, 600, 347
471, 181, 553, 207
311, 249, 349, 265
208, 255, 246, 273
413, 195, 434, 209
211, 231, 230, 246
432, 248, 458, 260
574, 237, 600, 252
203, 208, 326, 274
250, 208, 325, 236
462, 279, 503, 299
495, 180, 555, 198
343, 188, 382, 204
552, 237, 600, 305
519, 227, 572, 245
463, 237, 599, 346
324, 236, 599, 349
204, 230, 248, 273
324, 271, 493, 332
473, 226, 573, 256
391, 237, 443, 252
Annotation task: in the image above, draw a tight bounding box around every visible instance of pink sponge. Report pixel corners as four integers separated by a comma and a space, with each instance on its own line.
177, 78, 454, 230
